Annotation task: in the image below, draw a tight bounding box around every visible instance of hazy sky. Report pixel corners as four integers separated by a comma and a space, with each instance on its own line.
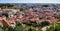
0, 0, 60, 3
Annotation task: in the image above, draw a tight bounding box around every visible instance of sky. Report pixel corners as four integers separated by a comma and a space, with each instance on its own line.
0, 0, 60, 3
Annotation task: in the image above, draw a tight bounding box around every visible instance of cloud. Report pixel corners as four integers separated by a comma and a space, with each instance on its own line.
0, 0, 60, 3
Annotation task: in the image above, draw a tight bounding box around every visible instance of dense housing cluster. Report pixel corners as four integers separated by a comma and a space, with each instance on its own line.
0, 4, 60, 31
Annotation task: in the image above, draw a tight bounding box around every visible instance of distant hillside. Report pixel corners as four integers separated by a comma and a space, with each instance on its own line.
0, 3, 60, 9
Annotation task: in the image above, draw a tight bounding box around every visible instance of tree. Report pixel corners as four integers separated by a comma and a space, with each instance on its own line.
26, 21, 38, 27
2, 13, 8, 18
39, 21, 50, 27
20, 8, 24, 11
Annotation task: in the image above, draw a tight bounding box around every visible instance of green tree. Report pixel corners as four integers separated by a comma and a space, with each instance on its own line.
39, 21, 50, 27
